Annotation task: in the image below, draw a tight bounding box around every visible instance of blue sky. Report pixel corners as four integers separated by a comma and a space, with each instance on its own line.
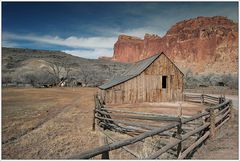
2, 2, 238, 59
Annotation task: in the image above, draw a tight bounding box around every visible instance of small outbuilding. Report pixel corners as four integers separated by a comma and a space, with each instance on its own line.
98, 52, 184, 104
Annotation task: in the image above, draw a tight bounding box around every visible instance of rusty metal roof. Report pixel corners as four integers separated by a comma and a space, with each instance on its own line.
99, 52, 183, 90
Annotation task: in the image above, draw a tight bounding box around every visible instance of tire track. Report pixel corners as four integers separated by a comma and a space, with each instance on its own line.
2, 96, 81, 145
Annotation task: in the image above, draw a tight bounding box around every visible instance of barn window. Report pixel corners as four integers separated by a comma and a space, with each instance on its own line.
162, 76, 167, 89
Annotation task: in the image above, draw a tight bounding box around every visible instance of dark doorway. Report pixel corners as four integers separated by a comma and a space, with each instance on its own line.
162, 76, 167, 89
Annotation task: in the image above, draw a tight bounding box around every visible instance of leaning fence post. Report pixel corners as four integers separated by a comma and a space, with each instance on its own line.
176, 103, 183, 157
92, 95, 97, 131
176, 118, 182, 157
209, 108, 216, 139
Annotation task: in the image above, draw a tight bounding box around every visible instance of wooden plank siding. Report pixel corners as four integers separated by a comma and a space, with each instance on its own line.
100, 54, 183, 104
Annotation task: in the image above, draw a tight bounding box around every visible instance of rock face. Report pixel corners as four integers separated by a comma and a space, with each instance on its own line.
112, 16, 238, 74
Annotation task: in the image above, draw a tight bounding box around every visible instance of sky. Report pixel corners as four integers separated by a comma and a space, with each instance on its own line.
2, 2, 238, 59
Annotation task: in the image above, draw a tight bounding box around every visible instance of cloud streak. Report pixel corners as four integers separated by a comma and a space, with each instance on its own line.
63, 48, 113, 59
3, 32, 116, 49
2, 32, 117, 58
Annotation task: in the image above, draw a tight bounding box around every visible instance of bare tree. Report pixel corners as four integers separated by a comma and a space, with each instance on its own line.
2, 73, 12, 87
76, 64, 99, 86
44, 60, 72, 85
23, 72, 38, 87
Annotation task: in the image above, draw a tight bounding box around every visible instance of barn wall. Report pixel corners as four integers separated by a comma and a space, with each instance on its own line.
101, 54, 183, 104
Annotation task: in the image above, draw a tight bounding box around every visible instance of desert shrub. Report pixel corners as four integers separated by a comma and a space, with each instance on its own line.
2, 73, 13, 86
184, 70, 238, 90
222, 74, 238, 89
209, 74, 222, 86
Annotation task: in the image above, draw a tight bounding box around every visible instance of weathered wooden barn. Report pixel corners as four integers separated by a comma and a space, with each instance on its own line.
98, 52, 184, 104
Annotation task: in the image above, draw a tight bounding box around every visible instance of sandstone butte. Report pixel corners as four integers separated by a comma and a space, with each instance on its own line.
111, 16, 238, 74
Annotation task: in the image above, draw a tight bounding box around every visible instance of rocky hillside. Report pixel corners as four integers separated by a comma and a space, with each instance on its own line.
2, 47, 130, 86
112, 16, 238, 74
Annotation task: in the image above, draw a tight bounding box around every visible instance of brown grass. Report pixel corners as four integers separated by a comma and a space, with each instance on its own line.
192, 109, 238, 159
2, 87, 238, 159
2, 87, 100, 159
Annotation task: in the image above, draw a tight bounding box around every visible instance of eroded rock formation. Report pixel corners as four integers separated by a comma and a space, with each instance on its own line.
112, 16, 238, 74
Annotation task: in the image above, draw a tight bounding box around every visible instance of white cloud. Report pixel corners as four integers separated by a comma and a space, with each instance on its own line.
63, 48, 113, 59
2, 40, 19, 48
3, 32, 117, 49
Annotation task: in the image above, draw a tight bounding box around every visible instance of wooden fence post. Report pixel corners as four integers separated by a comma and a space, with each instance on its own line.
177, 104, 182, 157
176, 119, 182, 157
92, 109, 96, 131
229, 100, 234, 119
218, 97, 222, 104
201, 94, 204, 104
92, 95, 97, 131
101, 134, 110, 159
209, 108, 216, 139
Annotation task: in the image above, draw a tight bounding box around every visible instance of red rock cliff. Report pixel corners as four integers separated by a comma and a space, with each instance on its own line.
112, 16, 238, 74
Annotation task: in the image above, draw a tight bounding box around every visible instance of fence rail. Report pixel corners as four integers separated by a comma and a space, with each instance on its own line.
70, 93, 232, 159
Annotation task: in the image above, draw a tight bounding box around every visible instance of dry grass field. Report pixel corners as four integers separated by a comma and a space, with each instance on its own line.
2, 87, 100, 159
2, 87, 238, 159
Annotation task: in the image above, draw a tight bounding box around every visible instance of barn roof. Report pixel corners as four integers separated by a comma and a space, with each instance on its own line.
99, 52, 183, 90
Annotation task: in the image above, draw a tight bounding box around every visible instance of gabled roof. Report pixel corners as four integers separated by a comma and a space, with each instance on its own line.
99, 52, 183, 90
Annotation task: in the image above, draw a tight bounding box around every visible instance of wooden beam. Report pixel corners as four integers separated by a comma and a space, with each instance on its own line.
101, 130, 140, 158
182, 112, 209, 124
215, 116, 230, 131
215, 108, 230, 125
147, 138, 181, 159
146, 123, 210, 159
203, 94, 219, 100
69, 122, 179, 159
209, 108, 216, 139
178, 131, 210, 159
96, 109, 180, 122
201, 94, 204, 104
102, 107, 182, 120
178, 122, 209, 145
216, 106, 229, 116
96, 116, 174, 137
100, 134, 109, 159
229, 100, 234, 119
176, 121, 182, 157
92, 95, 97, 131
205, 97, 219, 100
206, 100, 230, 111
98, 122, 137, 133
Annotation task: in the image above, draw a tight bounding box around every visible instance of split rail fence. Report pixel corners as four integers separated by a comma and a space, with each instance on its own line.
70, 94, 233, 159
